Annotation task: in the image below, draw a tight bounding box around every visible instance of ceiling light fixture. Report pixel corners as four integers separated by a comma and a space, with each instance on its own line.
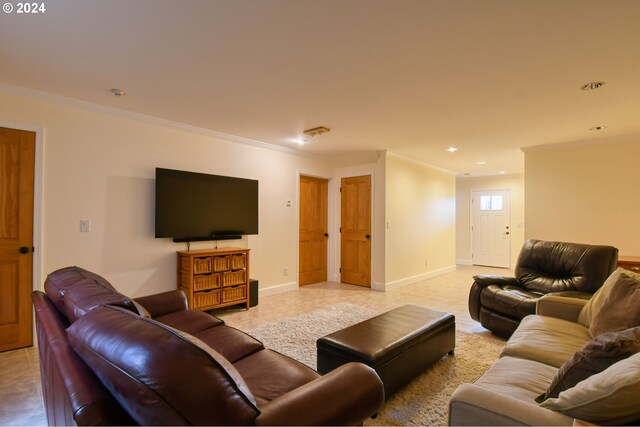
303, 126, 330, 137
499, 171, 506, 174
294, 137, 307, 145
447, 147, 458, 153
581, 81, 605, 91
589, 126, 607, 131
477, 161, 487, 165
110, 88, 126, 96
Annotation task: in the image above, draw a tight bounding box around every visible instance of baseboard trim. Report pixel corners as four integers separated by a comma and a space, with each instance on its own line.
381, 265, 457, 292
456, 258, 472, 265
259, 281, 298, 297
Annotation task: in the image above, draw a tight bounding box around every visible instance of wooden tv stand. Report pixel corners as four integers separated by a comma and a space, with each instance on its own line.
177, 248, 250, 311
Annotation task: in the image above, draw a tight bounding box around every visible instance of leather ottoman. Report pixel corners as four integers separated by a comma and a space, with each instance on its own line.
317, 305, 455, 398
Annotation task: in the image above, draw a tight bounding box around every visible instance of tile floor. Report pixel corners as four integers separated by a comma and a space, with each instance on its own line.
0, 264, 508, 426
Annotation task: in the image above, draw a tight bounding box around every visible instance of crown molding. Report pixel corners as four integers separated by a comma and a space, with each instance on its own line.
0, 83, 321, 158
521, 133, 640, 152
386, 151, 456, 175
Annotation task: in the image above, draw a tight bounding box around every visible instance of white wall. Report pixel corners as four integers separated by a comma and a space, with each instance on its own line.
456, 173, 525, 267
384, 153, 456, 289
524, 139, 640, 255
0, 90, 336, 297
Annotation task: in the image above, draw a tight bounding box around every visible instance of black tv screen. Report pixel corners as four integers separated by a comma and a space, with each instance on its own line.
155, 168, 258, 242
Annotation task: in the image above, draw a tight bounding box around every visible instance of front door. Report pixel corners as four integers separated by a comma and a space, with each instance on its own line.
299, 176, 328, 286
0, 127, 35, 352
341, 175, 371, 287
472, 189, 511, 268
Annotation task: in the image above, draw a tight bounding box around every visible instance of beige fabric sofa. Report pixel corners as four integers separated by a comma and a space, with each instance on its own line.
449, 268, 640, 426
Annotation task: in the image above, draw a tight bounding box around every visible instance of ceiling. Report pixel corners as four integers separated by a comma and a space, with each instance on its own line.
1, 0, 639, 176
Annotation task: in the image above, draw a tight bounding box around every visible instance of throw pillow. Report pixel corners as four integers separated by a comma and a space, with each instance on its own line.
589, 270, 640, 337
536, 326, 640, 402
539, 352, 640, 425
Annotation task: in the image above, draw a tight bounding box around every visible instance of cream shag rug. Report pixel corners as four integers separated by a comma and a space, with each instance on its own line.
247, 303, 505, 426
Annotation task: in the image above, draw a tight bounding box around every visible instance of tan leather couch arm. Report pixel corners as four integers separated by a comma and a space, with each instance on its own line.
536, 295, 588, 322
449, 383, 573, 426
256, 362, 384, 426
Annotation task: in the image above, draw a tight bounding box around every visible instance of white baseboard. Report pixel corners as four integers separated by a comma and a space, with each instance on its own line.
259, 281, 298, 297
381, 265, 457, 292
456, 258, 472, 265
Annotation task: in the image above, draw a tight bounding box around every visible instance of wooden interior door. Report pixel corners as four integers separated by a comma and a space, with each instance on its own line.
299, 176, 328, 286
341, 175, 371, 287
0, 127, 35, 352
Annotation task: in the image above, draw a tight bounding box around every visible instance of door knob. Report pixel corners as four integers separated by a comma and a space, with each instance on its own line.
19, 246, 30, 254
324, 233, 329, 237
365, 234, 371, 239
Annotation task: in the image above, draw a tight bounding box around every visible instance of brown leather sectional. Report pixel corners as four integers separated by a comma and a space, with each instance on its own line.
33, 266, 384, 425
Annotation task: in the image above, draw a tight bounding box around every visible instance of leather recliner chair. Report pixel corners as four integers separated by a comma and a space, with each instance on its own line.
469, 239, 618, 337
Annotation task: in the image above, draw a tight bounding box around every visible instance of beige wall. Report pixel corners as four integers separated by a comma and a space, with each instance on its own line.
524, 139, 640, 255
456, 174, 525, 267
0, 90, 338, 297
384, 153, 456, 288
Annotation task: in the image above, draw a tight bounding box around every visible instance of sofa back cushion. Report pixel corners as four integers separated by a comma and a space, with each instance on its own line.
67, 305, 260, 426
44, 266, 119, 316
515, 240, 618, 294
63, 280, 138, 323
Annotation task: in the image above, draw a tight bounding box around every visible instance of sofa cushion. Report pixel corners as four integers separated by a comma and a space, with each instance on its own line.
67, 305, 260, 426
193, 324, 264, 363
501, 315, 591, 368
44, 266, 118, 316
154, 309, 225, 334
589, 270, 640, 337
63, 279, 138, 323
233, 348, 320, 407
539, 352, 640, 425
537, 326, 640, 402
474, 356, 558, 403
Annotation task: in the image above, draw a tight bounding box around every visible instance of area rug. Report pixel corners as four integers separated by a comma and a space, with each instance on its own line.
247, 303, 505, 426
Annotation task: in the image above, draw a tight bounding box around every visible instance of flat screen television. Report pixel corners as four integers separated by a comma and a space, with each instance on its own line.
155, 168, 258, 242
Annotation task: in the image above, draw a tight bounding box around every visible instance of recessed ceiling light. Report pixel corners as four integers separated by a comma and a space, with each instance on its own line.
581, 82, 605, 91
110, 88, 126, 96
499, 171, 506, 174
477, 161, 487, 165
447, 147, 458, 153
589, 126, 607, 131
294, 137, 307, 145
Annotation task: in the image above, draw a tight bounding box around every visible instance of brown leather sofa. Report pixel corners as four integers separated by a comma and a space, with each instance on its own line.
33, 266, 384, 426
468, 239, 618, 337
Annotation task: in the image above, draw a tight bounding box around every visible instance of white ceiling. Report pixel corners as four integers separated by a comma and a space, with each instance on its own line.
1, 0, 639, 175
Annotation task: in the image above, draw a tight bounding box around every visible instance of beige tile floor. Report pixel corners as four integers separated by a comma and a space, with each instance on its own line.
0, 265, 508, 426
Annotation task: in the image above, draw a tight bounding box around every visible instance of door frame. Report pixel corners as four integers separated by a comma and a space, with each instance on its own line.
469, 188, 511, 268
0, 119, 44, 344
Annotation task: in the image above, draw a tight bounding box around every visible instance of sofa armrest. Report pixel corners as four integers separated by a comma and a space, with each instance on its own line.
255, 362, 384, 426
472, 275, 520, 288
449, 383, 573, 426
536, 295, 588, 323
133, 290, 188, 318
